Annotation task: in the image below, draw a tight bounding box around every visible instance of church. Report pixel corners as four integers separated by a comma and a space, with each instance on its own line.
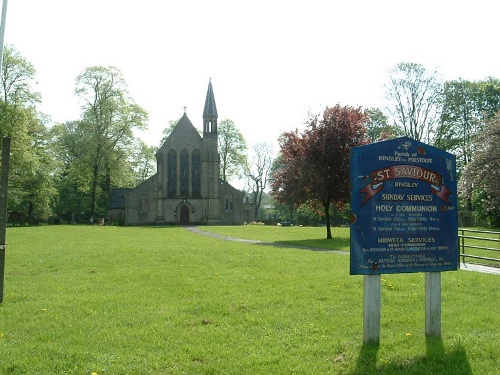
109, 80, 255, 225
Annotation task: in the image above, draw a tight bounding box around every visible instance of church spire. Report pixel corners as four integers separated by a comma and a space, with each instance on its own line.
203, 78, 218, 136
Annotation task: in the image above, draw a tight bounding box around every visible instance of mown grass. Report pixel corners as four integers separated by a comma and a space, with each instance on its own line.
0, 225, 498, 374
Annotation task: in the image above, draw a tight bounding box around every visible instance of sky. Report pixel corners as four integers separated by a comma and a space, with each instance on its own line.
3, 0, 500, 151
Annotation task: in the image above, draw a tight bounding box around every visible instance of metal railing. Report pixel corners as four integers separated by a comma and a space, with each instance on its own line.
458, 228, 500, 266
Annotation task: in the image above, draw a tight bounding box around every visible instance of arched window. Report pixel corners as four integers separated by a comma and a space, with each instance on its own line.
180, 149, 189, 197
192, 149, 201, 198
167, 149, 177, 198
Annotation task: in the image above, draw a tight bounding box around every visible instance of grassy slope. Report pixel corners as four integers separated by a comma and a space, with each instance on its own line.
0, 225, 498, 374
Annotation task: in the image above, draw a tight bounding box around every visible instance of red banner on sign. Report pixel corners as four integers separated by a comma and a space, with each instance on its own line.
360, 165, 451, 206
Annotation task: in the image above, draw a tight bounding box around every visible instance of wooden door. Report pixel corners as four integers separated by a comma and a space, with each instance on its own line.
180, 205, 189, 225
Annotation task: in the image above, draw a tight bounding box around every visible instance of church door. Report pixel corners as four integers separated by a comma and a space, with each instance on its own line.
180, 205, 189, 225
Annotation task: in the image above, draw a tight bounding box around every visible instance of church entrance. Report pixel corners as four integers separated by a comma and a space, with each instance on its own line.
180, 205, 190, 225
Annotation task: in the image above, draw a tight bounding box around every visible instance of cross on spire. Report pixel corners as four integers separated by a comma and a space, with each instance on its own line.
183, 106, 187, 114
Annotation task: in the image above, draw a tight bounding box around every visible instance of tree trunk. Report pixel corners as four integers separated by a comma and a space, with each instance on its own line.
324, 199, 332, 239
90, 160, 99, 218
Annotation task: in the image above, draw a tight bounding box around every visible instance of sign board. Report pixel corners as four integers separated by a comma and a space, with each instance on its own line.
350, 137, 458, 275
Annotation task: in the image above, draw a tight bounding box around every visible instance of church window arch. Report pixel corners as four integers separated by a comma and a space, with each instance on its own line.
167, 149, 177, 198
180, 149, 189, 197
192, 149, 201, 198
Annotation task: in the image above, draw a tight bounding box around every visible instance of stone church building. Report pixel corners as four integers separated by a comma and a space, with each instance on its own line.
109, 80, 254, 225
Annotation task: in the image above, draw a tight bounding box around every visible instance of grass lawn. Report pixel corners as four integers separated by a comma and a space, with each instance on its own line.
0, 225, 498, 374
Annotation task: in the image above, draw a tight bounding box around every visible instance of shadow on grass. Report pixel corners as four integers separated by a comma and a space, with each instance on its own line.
352, 337, 472, 375
115, 225, 186, 230
272, 238, 350, 252
353, 342, 379, 374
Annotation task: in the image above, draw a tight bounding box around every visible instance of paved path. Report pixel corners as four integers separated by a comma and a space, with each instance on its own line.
459, 262, 500, 275
185, 226, 500, 275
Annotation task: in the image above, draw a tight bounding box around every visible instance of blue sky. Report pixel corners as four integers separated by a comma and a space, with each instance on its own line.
3, 0, 499, 150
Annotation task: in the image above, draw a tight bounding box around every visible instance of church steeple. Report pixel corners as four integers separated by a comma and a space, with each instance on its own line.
203, 78, 218, 136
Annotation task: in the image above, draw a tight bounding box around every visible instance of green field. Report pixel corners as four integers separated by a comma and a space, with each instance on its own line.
0, 225, 498, 374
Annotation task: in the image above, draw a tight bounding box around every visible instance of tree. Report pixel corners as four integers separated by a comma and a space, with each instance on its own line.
1, 44, 40, 106
73, 66, 148, 217
459, 112, 500, 226
131, 139, 156, 184
385, 62, 443, 143
271, 105, 367, 239
9, 113, 59, 219
436, 78, 500, 172
51, 120, 94, 220
1, 45, 57, 220
244, 143, 272, 219
1, 45, 39, 142
218, 119, 247, 182
364, 107, 401, 142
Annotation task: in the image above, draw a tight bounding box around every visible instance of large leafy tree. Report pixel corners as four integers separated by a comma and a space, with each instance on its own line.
385, 62, 443, 143
218, 119, 247, 182
459, 112, 500, 226
436, 78, 500, 172
10, 113, 59, 219
364, 107, 401, 142
51, 121, 91, 220
1, 45, 57, 219
271, 105, 367, 239
64, 66, 148, 217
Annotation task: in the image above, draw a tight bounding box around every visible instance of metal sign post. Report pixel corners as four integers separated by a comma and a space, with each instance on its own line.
0, 137, 10, 302
0, 0, 9, 303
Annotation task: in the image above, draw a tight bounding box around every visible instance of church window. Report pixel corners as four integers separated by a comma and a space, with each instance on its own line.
192, 149, 201, 198
167, 149, 177, 198
225, 195, 234, 212
139, 195, 148, 214
180, 149, 189, 197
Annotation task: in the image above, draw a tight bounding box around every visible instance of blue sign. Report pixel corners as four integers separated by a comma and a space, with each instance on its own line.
350, 137, 458, 275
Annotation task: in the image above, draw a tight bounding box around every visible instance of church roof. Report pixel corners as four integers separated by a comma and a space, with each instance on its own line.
203, 79, 218, 118
155, 112, 202, 157
175, 112, 194, 129
170, 112, 201, 139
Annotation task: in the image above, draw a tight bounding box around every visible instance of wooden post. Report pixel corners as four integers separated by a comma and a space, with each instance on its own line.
425, 272, 442, 337
363, 274, 381, 344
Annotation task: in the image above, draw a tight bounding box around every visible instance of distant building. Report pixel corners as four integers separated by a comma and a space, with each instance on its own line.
109, 80, 254, 225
